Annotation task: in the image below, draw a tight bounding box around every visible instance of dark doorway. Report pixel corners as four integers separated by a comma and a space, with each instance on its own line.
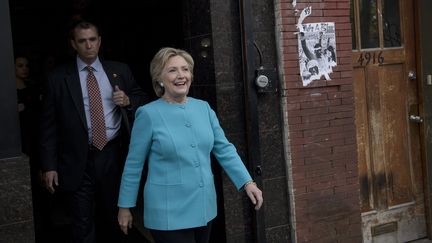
9, 0, 184, 99
9, 0, 226, 242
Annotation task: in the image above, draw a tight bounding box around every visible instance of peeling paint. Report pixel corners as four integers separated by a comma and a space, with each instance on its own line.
296, 6, 312, 33
361, 203, 427, 242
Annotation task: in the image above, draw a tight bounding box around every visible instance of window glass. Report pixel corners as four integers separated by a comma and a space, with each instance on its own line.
360, 0, 379, 49
382, 0, 401, 47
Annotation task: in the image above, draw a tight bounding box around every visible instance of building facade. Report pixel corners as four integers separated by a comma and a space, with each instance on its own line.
1, 0, 431, 242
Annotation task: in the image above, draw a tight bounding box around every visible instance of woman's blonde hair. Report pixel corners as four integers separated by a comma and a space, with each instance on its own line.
150, 47, 194, 97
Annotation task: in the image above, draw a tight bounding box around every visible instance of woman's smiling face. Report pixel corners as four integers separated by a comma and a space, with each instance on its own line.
160, 55, 192, 103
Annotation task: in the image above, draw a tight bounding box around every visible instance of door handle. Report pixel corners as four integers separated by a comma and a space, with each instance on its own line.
409, 114, 423, 123
408, 71, 416, 81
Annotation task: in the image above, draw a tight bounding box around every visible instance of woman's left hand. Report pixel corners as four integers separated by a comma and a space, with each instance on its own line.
245, 182, 263, 210
118, 207, 133, 235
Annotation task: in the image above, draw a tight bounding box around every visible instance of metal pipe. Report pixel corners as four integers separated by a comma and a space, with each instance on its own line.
239, 0, 266, 242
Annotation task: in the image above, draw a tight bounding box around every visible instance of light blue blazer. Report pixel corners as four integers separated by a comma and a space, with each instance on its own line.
118, 97, 252, 230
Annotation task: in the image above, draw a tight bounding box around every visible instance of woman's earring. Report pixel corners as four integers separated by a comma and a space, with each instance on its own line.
159, 82, 164, 87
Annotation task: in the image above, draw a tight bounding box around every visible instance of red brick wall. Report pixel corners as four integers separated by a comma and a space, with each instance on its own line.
275, 0, 363, 242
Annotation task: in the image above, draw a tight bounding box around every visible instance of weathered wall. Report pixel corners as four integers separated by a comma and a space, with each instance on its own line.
275, 0, 363, 242
0, 156, 35, 243
209, 0, 291, 242
0, 0, 21, 158
0, 0, 35, 242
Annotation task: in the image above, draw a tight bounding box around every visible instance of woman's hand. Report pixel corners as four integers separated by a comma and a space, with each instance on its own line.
244, 181, 263, 210
118, 208, 133, 235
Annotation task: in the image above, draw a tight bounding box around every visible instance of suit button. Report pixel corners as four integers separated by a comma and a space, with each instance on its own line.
191, 144, 196, 148
199, 182, 204, 187
194, 161, 200, 167
185, 123, 191, 127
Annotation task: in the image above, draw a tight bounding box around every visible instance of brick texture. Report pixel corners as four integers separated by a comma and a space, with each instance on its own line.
275, 0, 362, 242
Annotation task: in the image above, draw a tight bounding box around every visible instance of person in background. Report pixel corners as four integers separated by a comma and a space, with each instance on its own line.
15, 56, 40, 157
39, 20, 147, 243
15, 55, 49, 242
117, 47, 263, 243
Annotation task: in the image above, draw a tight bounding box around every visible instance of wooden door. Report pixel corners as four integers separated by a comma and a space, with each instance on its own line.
352, 0, 427, 242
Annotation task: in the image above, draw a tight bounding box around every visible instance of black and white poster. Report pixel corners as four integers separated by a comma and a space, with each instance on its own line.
298, 22, 337, 86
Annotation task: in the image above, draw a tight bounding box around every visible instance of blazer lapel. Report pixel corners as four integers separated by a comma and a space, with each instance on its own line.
65, 63, 88, 131
103, 62, 121, 88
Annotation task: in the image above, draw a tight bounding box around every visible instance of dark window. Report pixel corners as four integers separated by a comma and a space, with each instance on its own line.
360, 0, 379, 49
382, 0, 401, 47
351, 0, 401, 50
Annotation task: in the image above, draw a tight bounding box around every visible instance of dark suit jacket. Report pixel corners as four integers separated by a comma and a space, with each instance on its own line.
39, 59, 147, 191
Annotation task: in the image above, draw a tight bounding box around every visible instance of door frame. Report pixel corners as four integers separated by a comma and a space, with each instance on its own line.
0, 0, 21, 158
415, 0, 432, 238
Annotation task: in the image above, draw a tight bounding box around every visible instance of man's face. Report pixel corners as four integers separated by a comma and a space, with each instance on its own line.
70, 26, 101, 64
309, 66, 319, 75
314, 45, 322, 58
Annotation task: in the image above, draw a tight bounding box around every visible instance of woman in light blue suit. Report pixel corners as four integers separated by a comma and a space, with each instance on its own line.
118, 47, 263, 243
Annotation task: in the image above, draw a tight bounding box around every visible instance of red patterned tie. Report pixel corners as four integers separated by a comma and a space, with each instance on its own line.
86, 66, 107, 150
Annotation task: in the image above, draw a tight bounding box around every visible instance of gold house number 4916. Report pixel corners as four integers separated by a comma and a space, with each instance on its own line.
357, 51, 384, 66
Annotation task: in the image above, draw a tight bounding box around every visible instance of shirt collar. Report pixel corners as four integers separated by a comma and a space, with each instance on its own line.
77, 56, 102, 72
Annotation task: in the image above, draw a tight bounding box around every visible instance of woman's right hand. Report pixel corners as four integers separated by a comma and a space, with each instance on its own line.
118, 208, 133, 235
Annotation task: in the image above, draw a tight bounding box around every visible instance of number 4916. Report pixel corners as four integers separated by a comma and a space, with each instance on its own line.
357, 51, 384, 66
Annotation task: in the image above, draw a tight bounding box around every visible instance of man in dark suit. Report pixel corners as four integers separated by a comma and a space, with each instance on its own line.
39, 20, 147, 243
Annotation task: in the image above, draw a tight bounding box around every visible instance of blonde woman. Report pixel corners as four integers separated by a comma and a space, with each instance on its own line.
118, 47, 263, 243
